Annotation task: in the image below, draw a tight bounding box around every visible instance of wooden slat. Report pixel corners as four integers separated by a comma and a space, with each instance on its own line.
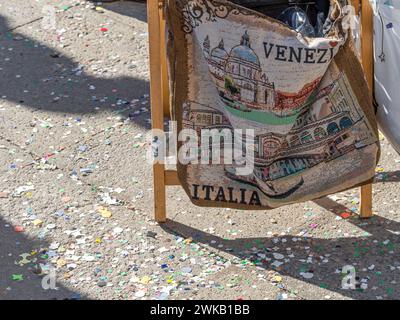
361, 0, 374, 90
359, 0, 374, 219
353, 0, 360, 15
159, 4, 170, 117
165, 170, 180, 185
360, 183, 373, 218
148, 0, 167, 223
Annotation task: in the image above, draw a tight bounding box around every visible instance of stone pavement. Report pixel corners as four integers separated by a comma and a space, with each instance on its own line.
1, 0, 400, 300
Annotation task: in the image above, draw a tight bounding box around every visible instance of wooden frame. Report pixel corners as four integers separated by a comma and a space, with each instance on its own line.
147, 0, 374, 223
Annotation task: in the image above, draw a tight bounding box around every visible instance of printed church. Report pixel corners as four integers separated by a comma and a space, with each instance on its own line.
203, 32, 275, 110
203, 31, 321, 113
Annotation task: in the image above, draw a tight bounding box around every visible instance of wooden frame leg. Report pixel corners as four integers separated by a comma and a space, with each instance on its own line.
359, 184, 373, 218
159, 5, 170, 117
148, 0, 167, 223
358, 0, 374, 219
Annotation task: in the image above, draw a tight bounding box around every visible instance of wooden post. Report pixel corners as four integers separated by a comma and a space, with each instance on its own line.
359, 0, 374, 218
159, 3, 170, 116
148, 0, 167, 222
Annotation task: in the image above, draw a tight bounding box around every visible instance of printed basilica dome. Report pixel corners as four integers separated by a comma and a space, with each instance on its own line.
227, 31, 260, 70
210, 39, 228, 61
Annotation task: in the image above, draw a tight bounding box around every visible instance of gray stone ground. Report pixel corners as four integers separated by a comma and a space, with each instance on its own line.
1, 0, 400, 300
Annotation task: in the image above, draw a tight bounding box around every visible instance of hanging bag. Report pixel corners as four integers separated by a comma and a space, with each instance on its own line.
165, 0, 380, 209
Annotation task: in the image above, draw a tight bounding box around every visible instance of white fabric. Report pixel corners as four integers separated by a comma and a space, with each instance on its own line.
374, 1, 400, 153
352, 14, 361, 57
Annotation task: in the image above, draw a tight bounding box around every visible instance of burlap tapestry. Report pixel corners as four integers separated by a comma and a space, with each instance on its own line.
165, 0, 380, 209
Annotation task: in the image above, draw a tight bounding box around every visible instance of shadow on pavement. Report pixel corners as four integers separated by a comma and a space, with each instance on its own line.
161, 197, 400, 300
374, 171, 400, 183
102, 1, 148, 23
0, 13, 150, 128
0, 216, 84, 300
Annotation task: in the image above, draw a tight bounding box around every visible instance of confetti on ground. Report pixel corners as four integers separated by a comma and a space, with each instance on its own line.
340, 212, 351, 219
97, 206, 112, 218
0, 0, 399, 301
